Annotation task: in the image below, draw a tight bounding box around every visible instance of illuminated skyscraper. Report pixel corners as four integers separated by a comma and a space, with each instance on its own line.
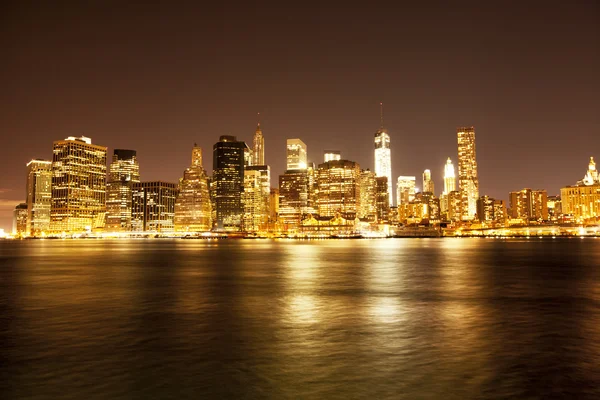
174, 145, 212, 232
25, 159, 52, 236
375, 176, 390, 222
443, 158, 456, 194
243, 165, 271, 232
106, 149, 140, 232
324, 150, 341, 163
50, 136, 107, 233
279, 170, 309, 230
252, 122, 264, 166
358, 169, 377, 220
397, 176, 416, 206
457, 126, 479, 220
422, 169, 434, 194
509, 189, 548, 221
316, 159, 361, 220
287, 139, 307, 170
374, 103, 392, 206
213, 135, 248, 231
13, 203, 28, 237
132, 181, 178, 232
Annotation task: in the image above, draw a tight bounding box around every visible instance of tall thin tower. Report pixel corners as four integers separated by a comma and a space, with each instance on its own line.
252, 113, 264, 166
374, 102, 392, 206
443, 157, 456, 194
457, 127, 479, 220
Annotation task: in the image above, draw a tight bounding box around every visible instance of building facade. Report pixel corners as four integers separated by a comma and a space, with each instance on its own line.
375, 176, 390, 222
560, 157, 600, 221
243, 165, 271, 232
316, 159, 361, 220
397, 176, 416, 206
13, 203, 28, 236
132, 181, 178, 232
444, 157, 456, 194
509, 189, 548, 222
457, 127, 479, 221
358, 169, 377, 220
26, 159, 52, 236
50, 136, 107, 233
286, 139, 307, 170
422, 169, 434, 194
374, 128, 392, 206
279, 169, 310, 230
105, 149, 140, 232
324, 150, 341, 163
252, 123, 264, 166
174, 145, 212, 232
477, 196, 507, 225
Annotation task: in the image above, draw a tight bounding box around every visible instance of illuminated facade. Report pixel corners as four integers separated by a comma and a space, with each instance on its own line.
213, 136, 248, 231
269, 188, 279, 224
13, 203, 28, 236
50, 136, 107, 233
422, 169, 434, 193
286, 139, 307, 170
252, 123, 264, 166
132, 181, 178, 232
375, 176, 390, 222
560, 157, 600, 221
398, 192, 440, 224
457, 127, 479, 221
477, 196, 507, 225
358, 169, 377, 220
509, 189, 548, 221
374, 129, 392, 206
447, 190, 462, 222
26, 159, 52, 236
106, 149, 140, 231
324, 150, 341, 163
279, 169, 310, 230
174, 145, 212, 232
443, 157, 456, 194
316, 159, 361, 220
397, 176, 416, 206
243, 165, 271, 232
547, 195, 562, 221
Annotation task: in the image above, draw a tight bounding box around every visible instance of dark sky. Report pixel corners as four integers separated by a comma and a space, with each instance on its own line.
1, 1, 598, 231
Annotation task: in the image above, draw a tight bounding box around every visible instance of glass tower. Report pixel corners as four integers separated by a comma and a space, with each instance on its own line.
26, 159, 52, 236
106, 149, 140, 231
457, 127, 479, 221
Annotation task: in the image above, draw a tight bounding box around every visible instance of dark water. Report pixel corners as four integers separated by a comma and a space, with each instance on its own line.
1, 238, 599, 399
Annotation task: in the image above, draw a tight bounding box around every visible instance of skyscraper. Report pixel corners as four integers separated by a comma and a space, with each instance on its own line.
443, 157, 456, 194
106, 149, 140, 231
278, 170, 310, 230
374, 103, 392, 206
174, 145, 212, 232
324, 150, 341, 163
25, 159, 52, 236
397, 176, 416, 206
243, 165, 271, 232
457, 126, 479, 221
316, 159, 361, 220
213, 135, 248, 231
252, 122, 264, 166
422, 169, 434, 193
358, 169, 377, 220
50, 136, 107, 233
375, 176, 390, 222
132, 181, 178, 232
286, 139, 307, 170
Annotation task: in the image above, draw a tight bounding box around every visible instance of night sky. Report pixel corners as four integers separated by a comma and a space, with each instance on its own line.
1, 1, 598, 231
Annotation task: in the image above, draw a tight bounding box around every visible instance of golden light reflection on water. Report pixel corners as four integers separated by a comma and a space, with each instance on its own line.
283, 244, 323, 325
368, 296, 406, 324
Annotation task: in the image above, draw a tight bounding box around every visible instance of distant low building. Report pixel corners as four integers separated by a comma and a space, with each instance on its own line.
560, 157, 600, 222
509, 189, 548, 222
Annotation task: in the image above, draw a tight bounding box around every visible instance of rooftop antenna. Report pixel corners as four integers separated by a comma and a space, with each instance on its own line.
380, 102, 384, 129
257, 112, 261, 127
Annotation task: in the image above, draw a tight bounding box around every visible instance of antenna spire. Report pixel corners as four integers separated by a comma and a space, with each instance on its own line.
257, 112, 261, 127
379, 102, 384, 129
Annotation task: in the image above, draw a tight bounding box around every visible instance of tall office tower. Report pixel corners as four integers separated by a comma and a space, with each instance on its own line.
316, 159, 361, 220
13, 203, 28, 236
443, 158, 456, 194
447, 190, 463, 222
374, 106, 392, 206
375, 176, 390, 222
358, 169, 377, 220
132, 181, 178, 232
213, 136, 248, 231
243, 165, 271, 232
457, 126, 479, 221
252, 122, 264, 166
174, 145, 212, 232
269, 188, 279, 225
278, 170, 309, 230
324, 150, 341, 163
50, 136, 107, 233
509, 189, 548, 221
396, 176, 416, 206
422, 169, 434, 193
25, 159, 52, 236
287, 139, 307, 170
105, 150, 140, 232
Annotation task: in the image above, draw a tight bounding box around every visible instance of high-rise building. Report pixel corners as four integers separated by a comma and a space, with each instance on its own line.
269, 188, 279, 225
25, 159, 52, 236
213, 136, 248, 231
509, 189, 548, 221
457, 127, 479, 221
447, 190, 462, 222
443, 157, 456, 194
422, 169, 434, 194
397, 176, 416, 206
174, 145, 212, 232
106, 149, 140, 232
13, 203, 28, 236
316, 159, 361, 220
252, 123, 264, 166
374, 105, 392, 206
324, 150, 341, 163
132, 181, 178, 232
560, 157, 600, 222
286, 139, 307, 170
279, 170, 310, 230
477, 196, 507, 225
243, 165, 271, 232
375, 176, 390, 222
50, 136, 107, 233
358, 169, 377, 220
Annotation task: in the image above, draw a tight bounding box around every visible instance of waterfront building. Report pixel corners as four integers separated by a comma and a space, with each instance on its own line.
13, 203, 28, 236
324, 150, 341, 163
374, 105, 392, 206
398, 192, 440, 225
397, 176, 416, 206
174, 145, 212, 232
447, 190, 462, 222
375, 176, 390, 222
457, 127, 479, 221
477, 196, 507, 225
358, 169, 377, 221
105, 150, 140, 232
252, 123, 264, 166
316, 159, 361, 220
286, 139, 307, 170
132, 181, 178, 232
547, 195, 562, 221
50, 136, 107, 233
279, 170, 310, 230
213, 136, 248, 231
509, 189, 548, 222
443, 157, 456, 194
422, 169, 434, 194
25, 159, 52, 236
243, 165, 271, 232
560, 157, 600, 222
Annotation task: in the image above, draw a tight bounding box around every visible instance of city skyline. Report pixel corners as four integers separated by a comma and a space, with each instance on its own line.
1, 2, 599, 231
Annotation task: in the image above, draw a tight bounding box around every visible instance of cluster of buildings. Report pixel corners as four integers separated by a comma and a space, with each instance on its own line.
11, 118, 600, 238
